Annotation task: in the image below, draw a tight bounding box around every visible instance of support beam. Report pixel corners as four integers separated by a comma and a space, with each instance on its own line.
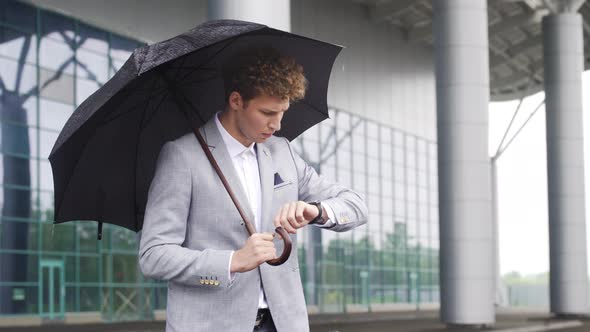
434, 0, 495, 325
369, 0, 417, 23
207, 0, 291, 31
543, 11, 589, 316
488, 12, 537, 36
490, 61, 544, 89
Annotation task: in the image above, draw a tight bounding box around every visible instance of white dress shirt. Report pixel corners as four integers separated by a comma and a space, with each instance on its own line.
214, 112, 336, 309
214, 113, 269, 308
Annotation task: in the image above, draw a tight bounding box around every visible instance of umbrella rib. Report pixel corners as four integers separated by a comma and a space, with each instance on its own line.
177, 36, 239, 83
133, 73, 163, 230
100, 85, 169, 125
158, 70, 206, 124
178, 73, 220, 87
299, 99, 327, 116
172, 53, 190, 84
54, 75, 164, 228
139, 84, 174, 131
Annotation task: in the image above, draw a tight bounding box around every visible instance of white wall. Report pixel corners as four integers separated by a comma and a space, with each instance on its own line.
292, 0, 436, 140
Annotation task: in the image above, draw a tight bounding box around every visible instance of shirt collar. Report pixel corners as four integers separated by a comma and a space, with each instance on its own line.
214, 112, 256, 159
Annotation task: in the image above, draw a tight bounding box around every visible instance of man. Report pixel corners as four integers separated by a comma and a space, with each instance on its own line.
138, 48, 368, 332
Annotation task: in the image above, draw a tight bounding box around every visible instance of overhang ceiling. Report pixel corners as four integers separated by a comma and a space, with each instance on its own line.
353, 0, 590, 101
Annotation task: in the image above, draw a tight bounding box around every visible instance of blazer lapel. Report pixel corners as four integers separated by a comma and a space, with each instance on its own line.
256, 142, 274, 233
199, 118, 257, 231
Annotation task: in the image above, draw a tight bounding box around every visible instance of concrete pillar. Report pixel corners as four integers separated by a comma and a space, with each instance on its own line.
542, 1, 588, 315
207, 0, 291, 32
433, 0, 495, 325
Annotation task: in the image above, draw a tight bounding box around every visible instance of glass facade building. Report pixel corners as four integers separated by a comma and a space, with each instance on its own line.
292, 108, 439, 312
0, 0, 439, 322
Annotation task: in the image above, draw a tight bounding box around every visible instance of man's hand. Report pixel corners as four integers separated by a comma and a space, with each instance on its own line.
230, 233, 277, 273
273, 201, 320, 235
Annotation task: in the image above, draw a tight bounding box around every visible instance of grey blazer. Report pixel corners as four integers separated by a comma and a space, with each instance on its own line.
138, 117, 368, 332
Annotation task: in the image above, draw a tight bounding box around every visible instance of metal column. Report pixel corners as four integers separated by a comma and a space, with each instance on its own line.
542, 0, 588, 315
433, 0, 495, 325
207, 0, 291, 32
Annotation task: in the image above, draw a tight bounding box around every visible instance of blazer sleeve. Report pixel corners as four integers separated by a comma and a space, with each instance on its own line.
285, 138, 368, 232
138, 141, 233, 288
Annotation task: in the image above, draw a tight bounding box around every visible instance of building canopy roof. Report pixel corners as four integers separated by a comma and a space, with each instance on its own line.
353, 0, 590, 101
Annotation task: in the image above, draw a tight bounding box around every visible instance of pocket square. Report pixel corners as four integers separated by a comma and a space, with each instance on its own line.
274, 172, 284, 186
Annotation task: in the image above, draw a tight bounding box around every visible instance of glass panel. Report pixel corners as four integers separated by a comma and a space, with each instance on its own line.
37, 190, 55, 221
39, 38, 74, 74
0, 185, 34, 221
0, 57, 38, 109
79, 286, 100, 311
77, 23, 108, 54
0, 285, 39, 314
39, 67, 74, 104
39, 98, 72, 131
38, 129, 58, 160
78, 221, 100, 253
367, 138, 379, 158
41, 220, 74, 251
368, 175, 380, 195
77, 48, 108, 83
0, 27, 38, 63
111, 227, 138, 252
353, 156, 365, 174
79, 256, 100, 282
112, 254, 138, 283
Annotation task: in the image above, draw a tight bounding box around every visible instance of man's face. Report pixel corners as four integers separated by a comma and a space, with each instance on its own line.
232, 92, 289, 146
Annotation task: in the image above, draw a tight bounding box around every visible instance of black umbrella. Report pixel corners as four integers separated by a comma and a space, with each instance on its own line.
49, 20, 341, 256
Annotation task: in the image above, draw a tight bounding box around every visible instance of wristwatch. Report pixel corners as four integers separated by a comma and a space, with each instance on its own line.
307, 201, 326, 225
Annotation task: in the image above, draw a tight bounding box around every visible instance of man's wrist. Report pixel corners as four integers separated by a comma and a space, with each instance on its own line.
308, 201, 326, 225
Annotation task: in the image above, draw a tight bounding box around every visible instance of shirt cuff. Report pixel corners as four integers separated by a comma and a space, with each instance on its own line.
314, 201, 337, 228
228, 251, 236, 281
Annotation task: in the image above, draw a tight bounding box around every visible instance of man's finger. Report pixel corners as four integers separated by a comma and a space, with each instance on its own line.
295, 202, 306, 224
273, 206, 284, 228
257, 232, 276, 242
278, 204, 296, 233
286, 202, 298, 230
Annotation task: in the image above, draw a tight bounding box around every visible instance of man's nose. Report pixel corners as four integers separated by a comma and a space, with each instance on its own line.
270, 116, 282, 131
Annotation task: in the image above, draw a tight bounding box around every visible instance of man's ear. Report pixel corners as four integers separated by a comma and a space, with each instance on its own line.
228, 91, 243, 110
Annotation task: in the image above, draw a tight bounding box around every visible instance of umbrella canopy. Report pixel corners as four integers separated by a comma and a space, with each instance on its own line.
49, 19, 342, 233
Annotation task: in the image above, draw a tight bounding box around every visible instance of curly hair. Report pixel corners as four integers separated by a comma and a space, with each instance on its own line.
223, 48, 307, 104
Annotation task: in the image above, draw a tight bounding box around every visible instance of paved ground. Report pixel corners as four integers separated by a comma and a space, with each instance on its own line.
1, 311, 588, 332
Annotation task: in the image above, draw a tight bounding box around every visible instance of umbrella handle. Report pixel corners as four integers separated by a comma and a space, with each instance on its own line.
266, 226, 292, 266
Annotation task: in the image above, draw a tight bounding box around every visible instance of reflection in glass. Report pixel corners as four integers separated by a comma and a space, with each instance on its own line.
39, 68, 74, 104
39, 38, 74, 74
76, 48, 108, 83
77, 24, 108, 54
0, 35, 32, 310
